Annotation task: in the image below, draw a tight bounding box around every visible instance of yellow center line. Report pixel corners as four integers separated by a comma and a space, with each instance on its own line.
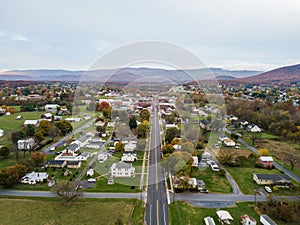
156, 199, 160, 225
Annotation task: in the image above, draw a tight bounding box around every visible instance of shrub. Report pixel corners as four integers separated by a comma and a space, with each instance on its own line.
255, 163, 263, 168
218, 168, 226, 176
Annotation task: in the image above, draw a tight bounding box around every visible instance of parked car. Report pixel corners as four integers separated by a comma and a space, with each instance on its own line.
254, 145, 259, 148
265, 186, 272, 193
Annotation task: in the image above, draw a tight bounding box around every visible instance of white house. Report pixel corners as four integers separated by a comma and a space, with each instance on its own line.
65, 117, 81, 122
188, 177, 197, 188
121, 153, 137, 162
247, 124, 262, 133
216, 210, 233, 225
45, 104, 60, 113
87, 168, 94, 177
192, 156, 199, 167
173, 144, 181, 151
24, 120, 39, 126
41, 113, 53, 122
20, 172, 48, 185
110, 161, 135, 177
17, 138, 35, 150
124, 142, 136, 152
223, 137, 236, 147
241, 215, 256, 225
0, 129, 4, 137
107, 121, 115, 128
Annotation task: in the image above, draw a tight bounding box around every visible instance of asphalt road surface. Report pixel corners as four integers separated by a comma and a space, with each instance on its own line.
145, 101, 169, 225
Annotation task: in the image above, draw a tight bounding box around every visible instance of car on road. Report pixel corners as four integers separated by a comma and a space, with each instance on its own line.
265, 186, 272, 193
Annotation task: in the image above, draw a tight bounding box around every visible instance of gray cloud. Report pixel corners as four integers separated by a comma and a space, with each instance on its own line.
0, 0, 300, 70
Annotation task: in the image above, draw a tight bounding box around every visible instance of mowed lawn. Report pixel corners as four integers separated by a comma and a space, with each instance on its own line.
190, 168, 232, 193
169, 201, 259, 225
226, 166, 300, 196
0, 197, 144, 225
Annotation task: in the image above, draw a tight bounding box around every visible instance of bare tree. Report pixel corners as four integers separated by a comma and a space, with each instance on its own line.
284, 150, 298, 171
217, 148, 236, 165
54, 182, 84, 205
247, 131, 262, 145
10, 143, 19, 163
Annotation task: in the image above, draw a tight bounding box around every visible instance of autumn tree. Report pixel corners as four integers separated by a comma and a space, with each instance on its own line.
30, 151, 46, 166
258, 148, 270, 156
102, 108, 112, 119
161, 151, 191, 174
217, 148, 236, 165
39, 120, 51, 136
54, 120, 73, 135
98, 101, 110, 111
96, 125, 106, 135
171, 138, 181, 146
139, 109, 150, 122
162, 144, 175, 154
181, 142, 195, 155
165, 127, 180, 144
0, 164, 27, 188
115, 142, 125, 152
165, 114, 176, 124
136, 121, 149, 138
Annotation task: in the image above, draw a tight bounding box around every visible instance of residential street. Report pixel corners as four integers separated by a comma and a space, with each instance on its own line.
43, 118, 94, 154
145, 101, 169, 225
0, 189, 141, 199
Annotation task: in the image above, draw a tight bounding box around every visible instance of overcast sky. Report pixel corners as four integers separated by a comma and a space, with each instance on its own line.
1, 0, 300, 71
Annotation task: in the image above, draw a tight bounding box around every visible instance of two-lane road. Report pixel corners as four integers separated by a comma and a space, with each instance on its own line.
145, 101, 168, 225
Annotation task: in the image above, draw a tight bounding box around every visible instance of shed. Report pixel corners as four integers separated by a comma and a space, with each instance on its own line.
216, 210, 233, 224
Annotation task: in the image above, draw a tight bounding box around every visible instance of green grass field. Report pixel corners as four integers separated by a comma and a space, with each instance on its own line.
169, 201, 259, 225
226, 166, 300, 195
190, 168, 233, 193
0, 196, 144, 225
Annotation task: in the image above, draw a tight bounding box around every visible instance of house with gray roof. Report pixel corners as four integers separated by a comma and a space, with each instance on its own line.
253, 173, 291, 187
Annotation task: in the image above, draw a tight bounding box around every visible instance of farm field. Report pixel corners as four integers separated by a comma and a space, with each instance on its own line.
0, 196, 144, 225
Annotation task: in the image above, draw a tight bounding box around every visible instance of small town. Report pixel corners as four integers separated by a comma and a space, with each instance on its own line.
1, 1, 300, 224
0, 79, 299, 225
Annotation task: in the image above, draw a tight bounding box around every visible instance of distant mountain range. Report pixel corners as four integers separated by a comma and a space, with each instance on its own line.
0, 64, 299, 85
0, 67, 262, 83
238, 64, 300, 86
